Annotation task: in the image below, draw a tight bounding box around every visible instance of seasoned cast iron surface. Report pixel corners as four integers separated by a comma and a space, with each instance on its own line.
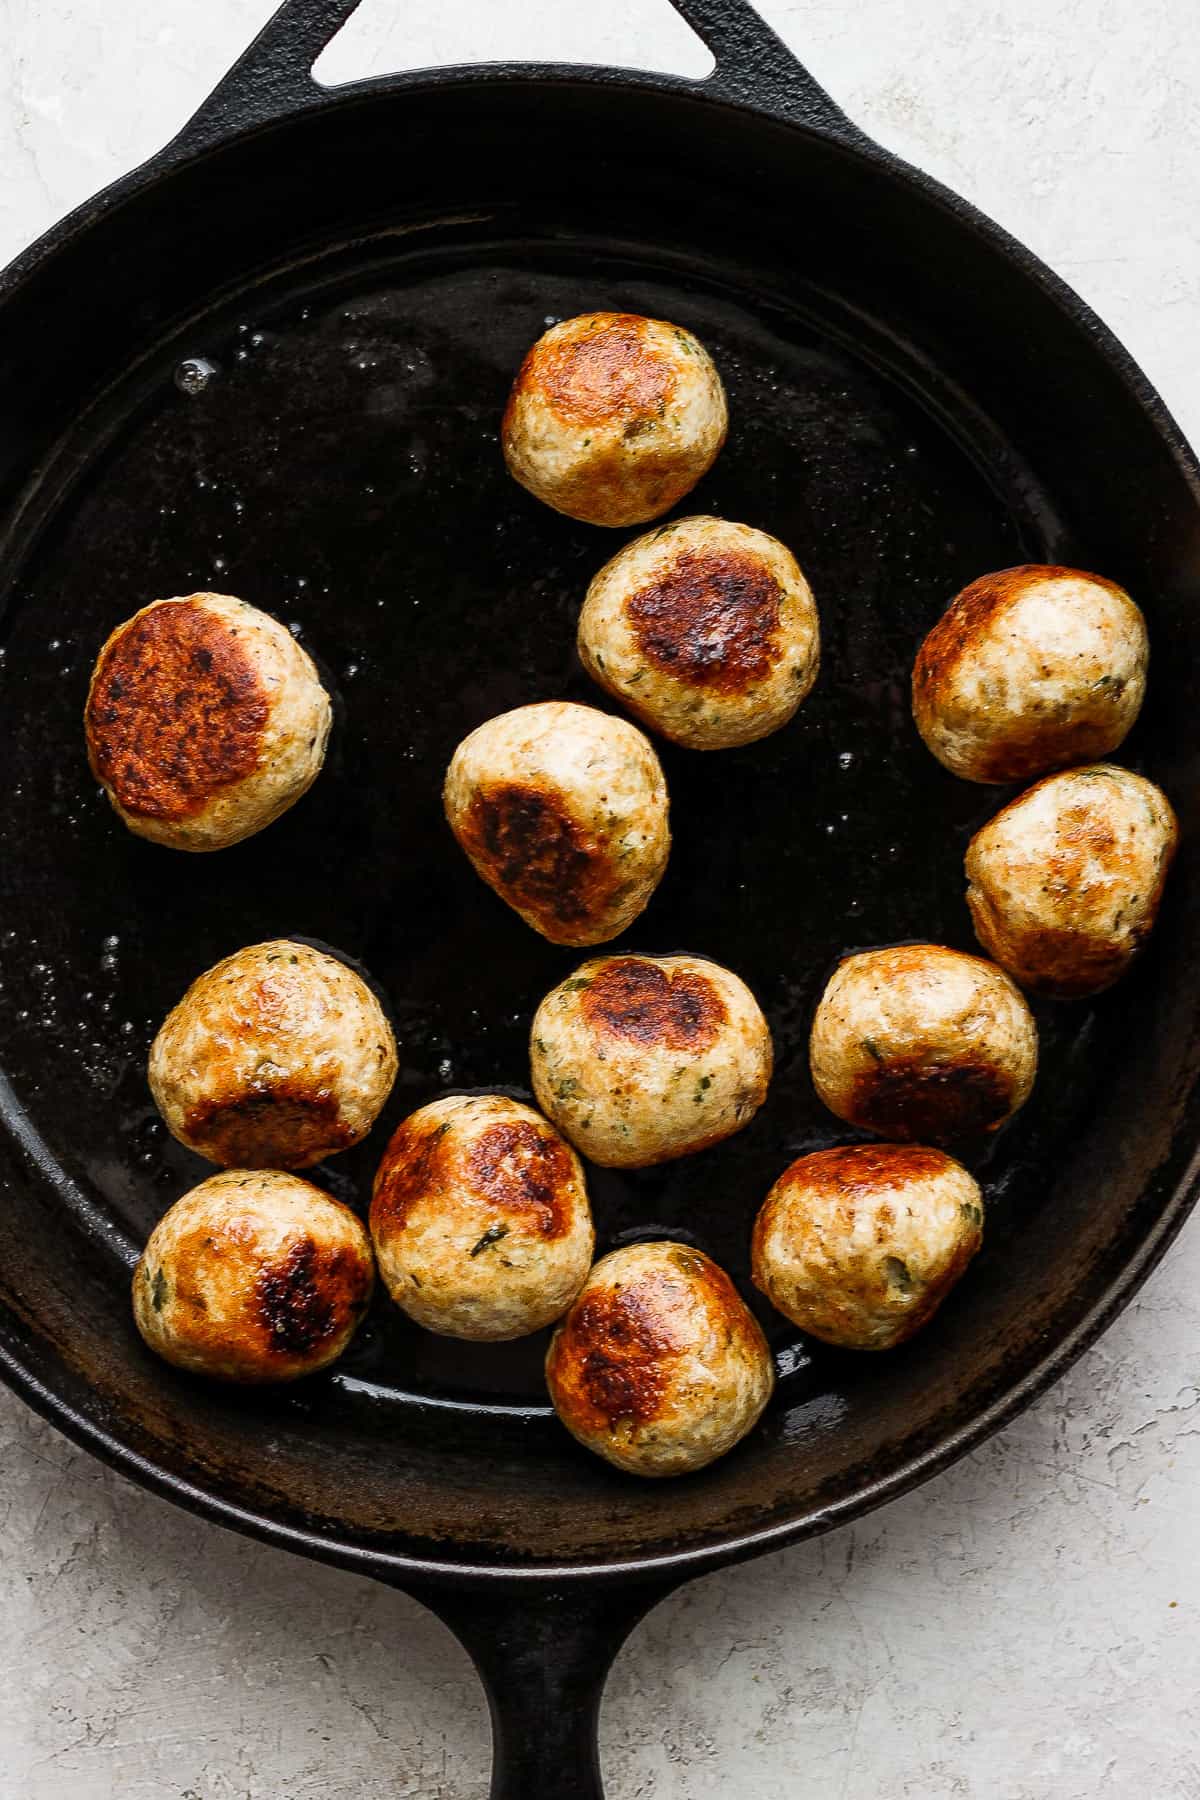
0, 244, 1133, 1461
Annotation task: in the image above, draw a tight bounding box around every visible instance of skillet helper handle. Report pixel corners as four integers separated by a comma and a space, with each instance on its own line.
407, 1579, 671, 1799
667, 0, 864, 138
167, 0, 864, 158
167, 0, 359, 154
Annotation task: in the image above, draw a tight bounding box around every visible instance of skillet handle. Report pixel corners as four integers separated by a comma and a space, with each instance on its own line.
166, 0, 862, 158
668, 0, 863, 137
165, 0, 357, 153
403, 1577, 676, 1798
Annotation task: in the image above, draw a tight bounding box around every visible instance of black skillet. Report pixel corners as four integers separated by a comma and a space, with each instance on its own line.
2, 1, 1199, 1792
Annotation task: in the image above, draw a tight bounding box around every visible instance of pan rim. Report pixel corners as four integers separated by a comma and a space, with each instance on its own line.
2, 60, 1199, 1585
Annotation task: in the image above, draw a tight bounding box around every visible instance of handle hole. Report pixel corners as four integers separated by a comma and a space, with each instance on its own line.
312, 0, 715, 87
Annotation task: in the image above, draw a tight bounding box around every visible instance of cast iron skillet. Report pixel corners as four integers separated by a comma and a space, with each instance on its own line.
2, 1, 1200, 1791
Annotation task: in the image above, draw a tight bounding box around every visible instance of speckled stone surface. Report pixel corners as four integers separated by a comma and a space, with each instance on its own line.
2, 2, 1199, 1794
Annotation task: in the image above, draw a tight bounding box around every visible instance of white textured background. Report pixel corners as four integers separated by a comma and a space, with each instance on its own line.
3, 2, 1200, 1795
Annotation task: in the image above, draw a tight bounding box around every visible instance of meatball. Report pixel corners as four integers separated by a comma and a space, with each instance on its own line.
370, 1095, 594, 1341
912, 564, 1148, 783
545, 1241, 774, 1477
965, 763, 1178, 997
444, 701, 670, 946
577, 516, 820, 750
502, 312, 728, 527
809, 944, 1037, 1143
132, 1169, 373, 1382
85, 592, 331, 850
149, 939, 398, 1168
530, 952, 772, 1168
752, 1144, 983, 1350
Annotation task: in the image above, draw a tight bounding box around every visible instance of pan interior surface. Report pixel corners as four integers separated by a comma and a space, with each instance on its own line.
0, 83, 1197, 1574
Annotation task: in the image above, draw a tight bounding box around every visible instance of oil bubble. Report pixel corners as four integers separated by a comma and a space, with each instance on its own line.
174, 357, 218, 396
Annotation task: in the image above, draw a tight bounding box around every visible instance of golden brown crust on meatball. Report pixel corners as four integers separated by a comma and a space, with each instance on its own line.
370, 1095, 594, 1341
629, 549, 783, 693
85, 593, 331, 850
849, 1049, 1013, 1143
457, 781, 615, 940
87, 598, 268, 819
132, 1170, 373, 1382
183, 1082, 354, 1171
254, 1235, 369, 1357
545, 1241, 774, 1476
579, 956, 727, 1053
578, 516, 819, 750
751, 1144, 983, 1350
373, 1107, 575, 1241
525, 313, 678, 428
443, 702, 670, 946
965, 764, 1178, 996
912, 565, 1148, 783
466, 1121, 571, 1227
531, 953, 772, 1168
149, 940, 398, 1169
502, 313, 728, 528
809, 944, 1037, 1144
555, 1272, 682, 1428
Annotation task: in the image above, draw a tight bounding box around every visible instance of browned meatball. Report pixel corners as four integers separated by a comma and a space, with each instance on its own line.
370, 1094, 594, 1340
752, 1144, 983, 1350
443, 701, 670, 946
965, 764, 1178, 997
809, 944, 1038, 1143
545, 1242, 774, 1477
85, 593, 330, 850
132, 1170, 374, 1382
502, 312, 728, 527
912, 564, 1148, 784
578, 515, 820, 749
149, 940, 398, 1169
531, 953, 772, 1167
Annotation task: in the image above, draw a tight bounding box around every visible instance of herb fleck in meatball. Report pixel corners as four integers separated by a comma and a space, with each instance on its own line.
370, 1094, 594, 1341
546, 1242, 774, 1477
752, 1144, 983, 1350
149, 939, 397, 1169
912, 564, 1148, 783
132, 1170, 373, 1382
502, 312, 728, 527
966, 763, 1177, 996
578, 515, 820, 749
444, 701, 670, 946
530, 952, 772, 1167
809, 944, 1037, 1143
85, 593, 330, 850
